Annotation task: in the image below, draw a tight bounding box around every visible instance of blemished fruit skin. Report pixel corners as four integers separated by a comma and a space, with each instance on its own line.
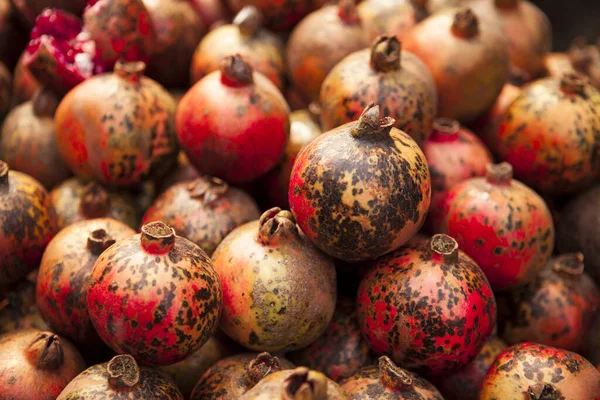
439, 163, 555, 291
479, 342, 600, 400
289, 103, 431, 262
357, 234, 497, 376
86, 221, 222, 366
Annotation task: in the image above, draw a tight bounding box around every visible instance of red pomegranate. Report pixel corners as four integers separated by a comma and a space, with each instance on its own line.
225, 0, 313, 31
0, 329, 85, 400
10, 0, 86, 26
189, 0, 230, 28
289, 103, 431, 262
191, 6, 285, 90
402, 7, 509, 122
177, 55, 290, 184
357, 234, 496, 375
0, 60, 9, 118
55, 61, 179, 188
0, 278, 47, 334
424, 118, 492, 233
12, 53, 41, 105
472, 83, 521, 148
480, 343, 600, 400
86, 221, 222, 366
319, 35, 437, 147
439, 163, 555, 291
357, 0, 427, 43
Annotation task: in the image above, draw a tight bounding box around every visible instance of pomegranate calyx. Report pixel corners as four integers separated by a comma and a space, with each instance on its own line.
350, 103, 395, 139
338, 0, 360, 25
32, 87, 60, 117
560, 72, 588, 95
107, 354, 140, 389
527, 383, 562, 400
220, 55, 254, 87
0, 161, 8, 190
80, 182, 111, 219
378, 356, 412, 390
187, 176, 229, 205
282, 367, 328, 400
568, 37, 593, 71
552, 253, 585, 276
430, 118, 460, 141
26, 332, 64, 371
430, 234, 459, 265
233, 6, 262, 37
258, 207, 298, 245
114, 61, 146, 83
370, 36, 401, 73
141, 221, 176, 254
451, 8, 479, 39
486, 162, 513, 185
247, 352, 283, 388
87, 229, 116, 255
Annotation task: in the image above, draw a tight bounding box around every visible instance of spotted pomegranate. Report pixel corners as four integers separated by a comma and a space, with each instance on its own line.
190, 352, 295, 399
191, 6, 285, 90
0, 162, 57, 295
357, 234, 496, 375
0, 329, 85, 400
289, 103, 430, 262
86, 221, 222, 366
156, 152, 200, 193
472, 83, 521, 148
439, 163, 554, 291
189, 0, 230, 28
225, 0, 313, 31
0, 278, 47, 334
340, 356, 444, 399
177, 55, 289, 184
10, 0, 86, 26
357, 0, 427, 43
142, 177, 260, 255
12, 53, 41, 105
319, 36, 437, 147
55, 61, 179, 188
0, 60, 9, 118
57, 354, 183, 399
286, 0, 368, 102
402, 7, 509, 122
424, 118, 493, 233
480, 342, 600, 400
0, 87, 70, 189
50, 179, 138, 230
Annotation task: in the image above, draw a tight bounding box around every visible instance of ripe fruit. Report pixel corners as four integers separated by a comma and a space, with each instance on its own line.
357, 234, 496, 375
177, 55, 289, 184
87, 221, 222, 366
440, 163, 554, 291
289, 103, 430, 262
357, 0, 427, 43
320, 35, 437, 146
12, 53, 40, 105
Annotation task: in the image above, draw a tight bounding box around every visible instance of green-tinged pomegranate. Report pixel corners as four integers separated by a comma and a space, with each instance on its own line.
0, 277, 47, 334
357, 0, 427, 43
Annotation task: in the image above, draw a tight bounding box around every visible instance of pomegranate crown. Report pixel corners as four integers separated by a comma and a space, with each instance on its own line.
234, 6, 263, 36
452, 8, 479, 39
378, 356, 413, 389
80, 182, 111, 218
350, 103, 395, 139
258, 207, 298, 244
282, 367, 328, 400
188, 176, 229, 205
370, 36, 401, 73
220, 54, 254, 86
87, 229, 116, 255
141, 221, 176, 254
247, 352, 283, 388
107, 355, 140, 389
26, 332, 64, 371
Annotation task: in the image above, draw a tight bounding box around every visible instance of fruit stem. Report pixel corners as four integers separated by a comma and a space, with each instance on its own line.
494, 0, 519, 9
338, 0, 359, 24
451, 8, 479, 39
350, 103, 395, 139
107, 355, 140, 390
114, 61, 146, 83
528, 383, 561, 400
87, 229, 116, 255
0, 161, 8, 191
141, 221, 176, 254
370, 36, 401, 73
25, 332, 64, 371
378, 356, 412, 390
258, 207, 298, 245
220, 55, 254, 87
430, 234, 459, 265
282, 367, 328, 400
560, 72, 587, 95
246, 352, 283, 388
187, 176, 229, 205
234, 5, 262, 36
80, 182, 111, 219
486, 162, 513, 185
429, 118, 460, 142
32, 87, 60, 117
552, 253, 585, 276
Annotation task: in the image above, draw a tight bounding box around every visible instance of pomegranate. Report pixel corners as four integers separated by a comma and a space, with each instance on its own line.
51, 178, 138, 230
0, 329, 85, 400
472, 83, 521, 149
566, 38, 600, 89
142, 176, 260, 255
144, 0, 205, 89
544, 52, 577, 81
55, 61, 179, 188
289, 103, 430, 262
189, 0, 230, 28
156, 152, 200, 193
285, 84, 311, 111
286, 0, 368, 102
177, 55, 290, 184
0, 60, 9, 118
0, 162, 57, 295
439, 163, 554, 291
480, 342, 600, 400
0, 87, 70, 189
319, 35, 437, 147
340, 356, 444, 399
87, 221, 221, 366
10, 0, 86, 26
225, 0, 313, 31
288, 298, 373, 382
212, 207, 336, 352
12, 53, 41, 105
191, 352, 295, 399
402, 7, 509, 122
0, 278, 47, 334
191, 6, 285, 90
423, 118, 493, 233
491, 73, 600, 195
357, 0, 427, 43
57, 354, 183, 399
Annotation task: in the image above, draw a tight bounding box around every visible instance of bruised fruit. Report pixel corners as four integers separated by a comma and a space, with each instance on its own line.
340, 356, 444, 399
142, 176, 260, 255
37, 218, 135, 346
0, 87, 70, 189
289, 103, 430, 262
12, 53, 41, 105
190, 352, 295, 399
357, 234, 496, 375
213, 207, 336, 352
286, 0, 368, 102
177, 55, 289, 184
57, 354, 183, 399
87, 221, 222, 366
439, 163, 554, 291
191, 6, 285, 90
55, 61, 179, 188
479, 342, 600, 400
0, 60, 10, 118
0, 278, 47, 334
402, 7, 509, 122
10, 0, 86, 26
357, 0, 427, 43
319, 35, 437, 146
225, 0, 313, 31
0, 329, 85, 400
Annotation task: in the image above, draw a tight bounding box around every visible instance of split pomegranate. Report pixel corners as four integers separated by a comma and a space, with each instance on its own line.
0, 60, 9, 118
0, 278, 47, 334
12, 53, 41, 105
225, 0, 313, 31
357, 0, 427, 43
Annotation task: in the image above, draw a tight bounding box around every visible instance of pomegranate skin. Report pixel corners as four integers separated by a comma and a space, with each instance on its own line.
226, 0, 313, 31
55, 62, 179, 188
177, 55, 289, 184
402, 7, 509, 122
480, 343, 600, 400
189, 0, 230, 28
0, 278, 47, 334
440, 163, 554, 291
357, 0, 426, 43
86, 221, 222, 366
12, 53, 41, 106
